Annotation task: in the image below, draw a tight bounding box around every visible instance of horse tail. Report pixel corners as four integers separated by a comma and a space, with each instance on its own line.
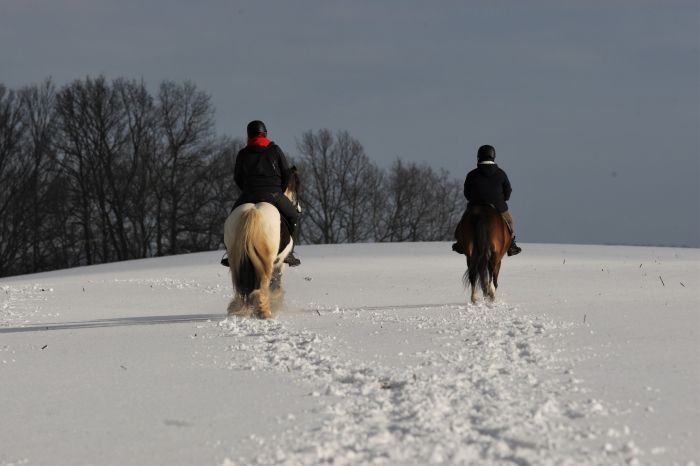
467, 213, 493, 295
229, 208, 275, 296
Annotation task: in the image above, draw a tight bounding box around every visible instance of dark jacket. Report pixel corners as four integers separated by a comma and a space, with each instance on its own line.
463, 162, 512, 213
234, 142, 290, 195
232, 141, 299, 228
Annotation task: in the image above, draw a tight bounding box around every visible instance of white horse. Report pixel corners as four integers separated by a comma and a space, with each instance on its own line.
223, 168, 299, 319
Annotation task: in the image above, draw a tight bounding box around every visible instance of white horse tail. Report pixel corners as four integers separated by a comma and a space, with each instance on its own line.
229, 208, 275, 298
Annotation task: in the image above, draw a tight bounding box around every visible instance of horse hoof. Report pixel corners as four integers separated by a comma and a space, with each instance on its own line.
227, 295, 246, 316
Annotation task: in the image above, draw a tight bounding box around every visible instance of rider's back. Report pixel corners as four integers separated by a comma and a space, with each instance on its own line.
234, 143, 288, 194
463, 163, 512, 214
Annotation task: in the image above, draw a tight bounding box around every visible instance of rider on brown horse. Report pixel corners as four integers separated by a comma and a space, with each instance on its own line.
453, 144, 522, 257
223, 120, 301, 267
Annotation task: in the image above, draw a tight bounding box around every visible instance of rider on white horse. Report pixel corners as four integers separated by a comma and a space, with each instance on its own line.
224, 120, 301, 267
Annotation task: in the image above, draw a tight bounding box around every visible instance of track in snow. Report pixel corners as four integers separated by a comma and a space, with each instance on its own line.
218, 303, 643, 466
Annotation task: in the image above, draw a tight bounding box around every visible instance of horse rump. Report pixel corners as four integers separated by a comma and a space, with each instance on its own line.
225, 206, 276, 317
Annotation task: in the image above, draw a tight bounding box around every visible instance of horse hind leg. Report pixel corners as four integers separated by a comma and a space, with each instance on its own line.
484, 277, 497, 303
226, 255, 254, 317
226, 260, 247, 316
480, 279, 492, 303
249, 265, 273, 320
487, 258, 503, 303
269, 267, 285, 313
227, 293, 250, 317
470, 276, 481, 304
270, 267, 282, 292
487, 281, 497, 302
253, 254, 274, 319
250, 287, 272, 320
470, 285, 479, 304
463, 264, 479, 304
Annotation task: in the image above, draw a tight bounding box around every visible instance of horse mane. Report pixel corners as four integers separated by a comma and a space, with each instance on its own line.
285, 166, 300, 205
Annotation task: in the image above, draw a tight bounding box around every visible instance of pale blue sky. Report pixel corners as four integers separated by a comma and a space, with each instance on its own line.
2, 1, 698, 246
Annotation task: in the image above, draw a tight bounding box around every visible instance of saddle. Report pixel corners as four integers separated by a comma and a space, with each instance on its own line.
456, 204, 496, 231
453, 204, 507, 251
465, 204, 498, 216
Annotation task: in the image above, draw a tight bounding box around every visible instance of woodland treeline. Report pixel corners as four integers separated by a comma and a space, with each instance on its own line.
0, 77, 462, 277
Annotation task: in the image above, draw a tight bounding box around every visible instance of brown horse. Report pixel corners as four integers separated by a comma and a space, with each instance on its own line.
454, 205, 512, 304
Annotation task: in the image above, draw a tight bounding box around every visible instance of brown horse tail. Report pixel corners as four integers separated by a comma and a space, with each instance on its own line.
469, 213, 493, 296
230, 208, 275, 296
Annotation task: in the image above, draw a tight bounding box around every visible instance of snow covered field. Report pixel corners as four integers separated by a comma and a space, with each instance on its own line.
1, 242, 698, 466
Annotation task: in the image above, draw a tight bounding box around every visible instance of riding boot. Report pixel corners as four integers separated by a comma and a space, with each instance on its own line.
284, 250, 301, 267
452, 242, 466, 255
507, 237, 522, 256
283, 222, 301, 267
220, 253, 229, 267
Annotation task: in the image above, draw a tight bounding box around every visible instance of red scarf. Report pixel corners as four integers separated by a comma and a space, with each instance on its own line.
247, 136, 271, 148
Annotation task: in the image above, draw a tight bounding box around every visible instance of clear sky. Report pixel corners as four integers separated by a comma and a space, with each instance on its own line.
2, 1, 698, 247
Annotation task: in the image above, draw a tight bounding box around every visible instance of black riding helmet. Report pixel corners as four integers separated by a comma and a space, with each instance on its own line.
477, 145, 496, 162
246, 120, 267, 138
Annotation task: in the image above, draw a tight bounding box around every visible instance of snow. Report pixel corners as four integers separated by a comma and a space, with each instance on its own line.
0, 242, 698, 465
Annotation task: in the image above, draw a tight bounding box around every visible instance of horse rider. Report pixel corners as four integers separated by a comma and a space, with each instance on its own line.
226, 120, 301, 267
453, 144, 522, 256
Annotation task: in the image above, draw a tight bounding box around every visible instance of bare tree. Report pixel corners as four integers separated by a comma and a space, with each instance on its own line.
175, 137, 243, 252
114, 78, 158, 257
296, 129, 382, 244
54, 76, 131, 264
197, 137, 243, 249
422, 168, 463, 240
17, 79, 62, 271
335, 132, 384, 242
379, 159, 461, 242
152, 80, 215, 255
0, 85, 29, 276
54, 79, 94, 265
296, 129, 336, 243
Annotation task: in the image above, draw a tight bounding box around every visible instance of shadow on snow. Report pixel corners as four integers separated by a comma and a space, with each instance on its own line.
0, 313, 223, 333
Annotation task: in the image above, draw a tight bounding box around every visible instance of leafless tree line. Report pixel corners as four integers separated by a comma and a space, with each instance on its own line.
0, 77, 241, 277
295, 129, 462, 244
0, 77, 462, 278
